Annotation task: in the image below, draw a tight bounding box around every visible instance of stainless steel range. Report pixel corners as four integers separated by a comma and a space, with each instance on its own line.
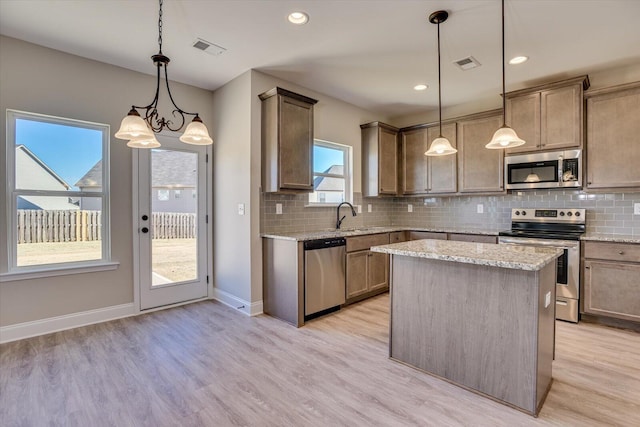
498, 208, 586, 323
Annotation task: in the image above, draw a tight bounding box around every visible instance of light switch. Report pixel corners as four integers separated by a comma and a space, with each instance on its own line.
408, 204, 413, 213
357, 204, 362, 214
634, 203, 640, 215
238, 203, 245, 216
276, 203, 283, 215
477, 204, 484, 214
545, 292, 551, 308
368, 204, 372, 213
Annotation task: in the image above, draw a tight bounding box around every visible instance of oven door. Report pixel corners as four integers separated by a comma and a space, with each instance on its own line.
498, 236, 580, 322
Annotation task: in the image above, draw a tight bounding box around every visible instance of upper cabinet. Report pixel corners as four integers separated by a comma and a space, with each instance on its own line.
585, 82, 640, 190
259, 87, 318, 193
401, 123, 457, 195
361, 122, 399, 197
505, 76, 589, 154
457, 112, 505, 194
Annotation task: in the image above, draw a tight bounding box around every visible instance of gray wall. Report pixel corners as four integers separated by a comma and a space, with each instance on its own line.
0, 36, 214, 327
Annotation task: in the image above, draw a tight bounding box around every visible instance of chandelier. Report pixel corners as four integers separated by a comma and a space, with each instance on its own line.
115, 0, 213, 148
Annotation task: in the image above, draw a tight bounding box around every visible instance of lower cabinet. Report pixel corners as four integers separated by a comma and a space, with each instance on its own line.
346, 233, 390, 303
583, 241, 640, 323
408, 231, 447, 241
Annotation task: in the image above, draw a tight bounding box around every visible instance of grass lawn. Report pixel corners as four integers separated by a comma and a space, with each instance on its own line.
17, 239, 197, 283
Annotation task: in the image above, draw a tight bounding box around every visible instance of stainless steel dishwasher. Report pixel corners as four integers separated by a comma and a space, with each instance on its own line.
304, 237, 346, 320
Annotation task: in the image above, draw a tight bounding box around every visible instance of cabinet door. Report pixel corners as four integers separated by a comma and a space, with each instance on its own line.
401, 128, 428, 195
458, 114, 505, 193
586, 86, 640, 189
541, 84, 582, 150
379, 127, 398, 194
346, 250, 369, 299
427, 123, 457, 193
409, 231, 447, 241
505, 92, 541, 154
584, 260, 640, 322
368, 252, 389, 292
278, 96, 314, 190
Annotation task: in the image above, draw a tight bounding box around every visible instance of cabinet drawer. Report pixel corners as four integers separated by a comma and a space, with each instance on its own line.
408, 231, 447, 241
389, 231, 408, 243
584, 241, 640, 263
347, 233, 390, 252
448, 233, 497, 244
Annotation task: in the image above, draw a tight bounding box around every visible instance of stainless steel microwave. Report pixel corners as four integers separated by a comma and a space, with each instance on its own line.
505, 149, 582, 190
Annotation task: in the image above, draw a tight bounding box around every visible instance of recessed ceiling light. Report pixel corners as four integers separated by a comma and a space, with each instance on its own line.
288, 12, 309, 25
509, 56, 529, 65
414, 84, 429, 91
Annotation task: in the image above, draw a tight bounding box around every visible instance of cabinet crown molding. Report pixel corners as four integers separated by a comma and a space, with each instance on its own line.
258, 86, 318, 104
505, 75, 590, 99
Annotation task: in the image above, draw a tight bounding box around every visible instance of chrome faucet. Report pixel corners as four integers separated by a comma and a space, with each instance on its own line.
336, 202, 357, 229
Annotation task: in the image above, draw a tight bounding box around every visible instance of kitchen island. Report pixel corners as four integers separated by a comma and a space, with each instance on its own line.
371, 239, 562, 416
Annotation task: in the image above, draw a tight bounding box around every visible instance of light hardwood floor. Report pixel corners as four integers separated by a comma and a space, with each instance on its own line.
1, 294, 639, 426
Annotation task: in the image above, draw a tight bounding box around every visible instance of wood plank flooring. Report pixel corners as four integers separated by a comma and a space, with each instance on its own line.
1, 294, 639, 426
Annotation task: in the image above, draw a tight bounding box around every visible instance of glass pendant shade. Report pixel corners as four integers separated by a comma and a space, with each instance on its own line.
115, 111, 153, 140
485, 125, 525, 149
425, 136, 457, 156
126, 134, 161, 149
179, 118, 213, 145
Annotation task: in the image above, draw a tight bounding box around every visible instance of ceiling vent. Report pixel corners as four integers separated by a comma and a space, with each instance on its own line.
192, 38, 226, 56
453, 56, 481, 70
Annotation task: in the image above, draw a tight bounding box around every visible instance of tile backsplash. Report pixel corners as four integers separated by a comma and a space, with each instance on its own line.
261, 190, 640, 236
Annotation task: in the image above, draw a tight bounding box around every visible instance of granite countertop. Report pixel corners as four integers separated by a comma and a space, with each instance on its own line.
370, 239, 562, 271
261, 226, 502, 241
581, 233, 640, 244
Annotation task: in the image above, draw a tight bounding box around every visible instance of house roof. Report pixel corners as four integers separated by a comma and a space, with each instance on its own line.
314, 165, 344, 192
16, 145, 71, 189
74, 160, 101, 187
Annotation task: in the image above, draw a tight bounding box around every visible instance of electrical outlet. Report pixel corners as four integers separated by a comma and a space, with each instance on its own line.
357, 204, 362, 214
634, 203, 640, 215
477, 204, 484, 214
276, 203, 282, 215
238, 203, 245, 216
368, 204, 372, 213
408, 204, 413, 213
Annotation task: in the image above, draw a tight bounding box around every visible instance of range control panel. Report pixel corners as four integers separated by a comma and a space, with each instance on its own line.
511, 208, 586, 224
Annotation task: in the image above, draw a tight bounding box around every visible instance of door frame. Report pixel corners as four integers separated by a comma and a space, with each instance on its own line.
131, 131, 213, 313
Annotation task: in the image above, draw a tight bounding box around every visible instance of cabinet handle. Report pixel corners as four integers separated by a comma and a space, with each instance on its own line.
585, 266, 590, 269
588, 181, 592, 185
619, 251, 625, 255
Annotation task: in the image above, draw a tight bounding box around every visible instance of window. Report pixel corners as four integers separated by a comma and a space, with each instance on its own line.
157, 189, 169, 201
308, 140, 352, 205
174, 189, 181, 199
6, 110, 111, 272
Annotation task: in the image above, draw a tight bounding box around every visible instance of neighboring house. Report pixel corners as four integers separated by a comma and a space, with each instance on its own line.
309, 165, 345, 204
76, 150, 197, 213
15, 145, 79, 210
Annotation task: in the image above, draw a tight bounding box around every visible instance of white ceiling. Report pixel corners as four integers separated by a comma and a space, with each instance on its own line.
1, 0, 639, 118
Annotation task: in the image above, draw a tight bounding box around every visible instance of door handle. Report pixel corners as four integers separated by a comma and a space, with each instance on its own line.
141, 227, 149, 233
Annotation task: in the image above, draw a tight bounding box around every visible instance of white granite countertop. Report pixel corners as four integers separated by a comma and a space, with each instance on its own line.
581, 233, 640, 244
261, 226, 502, 241
370, 239, 562, 271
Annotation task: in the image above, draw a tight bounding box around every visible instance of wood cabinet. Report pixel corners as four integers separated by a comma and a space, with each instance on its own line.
583, 241, 640, 323
408, 231, 447, 241
361, 122, 399, 196
585, 82, 640, 190
505, 76, 589, 154
389, 231, 408, 243
457, 112, 505, 194
259, 87, 318, 193
401, 123, 457, 195
346, 233, 389, 301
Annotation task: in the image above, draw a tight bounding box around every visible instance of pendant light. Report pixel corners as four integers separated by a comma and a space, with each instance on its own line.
425, 10, 457, 157
115, 0, 213, 148
486, 0, 525, 149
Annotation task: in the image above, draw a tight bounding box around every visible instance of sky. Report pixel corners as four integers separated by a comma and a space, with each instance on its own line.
314, 145, 344, 173
16, 118, 103, 189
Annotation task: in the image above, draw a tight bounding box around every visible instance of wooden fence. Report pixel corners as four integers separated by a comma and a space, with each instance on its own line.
17, 210, 196, 244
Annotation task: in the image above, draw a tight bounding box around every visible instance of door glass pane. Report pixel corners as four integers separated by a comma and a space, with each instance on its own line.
16, 197, 102, 266
151, 149, 198, 285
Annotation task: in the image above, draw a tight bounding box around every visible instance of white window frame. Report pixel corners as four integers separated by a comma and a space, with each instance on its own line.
2, 110, 116, 280
307, 139, 352, 207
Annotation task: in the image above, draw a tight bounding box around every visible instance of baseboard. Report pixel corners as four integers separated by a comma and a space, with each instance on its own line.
212, 288, 263, 316
0, 303, 136, 344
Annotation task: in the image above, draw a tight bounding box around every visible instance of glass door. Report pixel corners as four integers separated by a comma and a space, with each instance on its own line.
137, 135, 208, 310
